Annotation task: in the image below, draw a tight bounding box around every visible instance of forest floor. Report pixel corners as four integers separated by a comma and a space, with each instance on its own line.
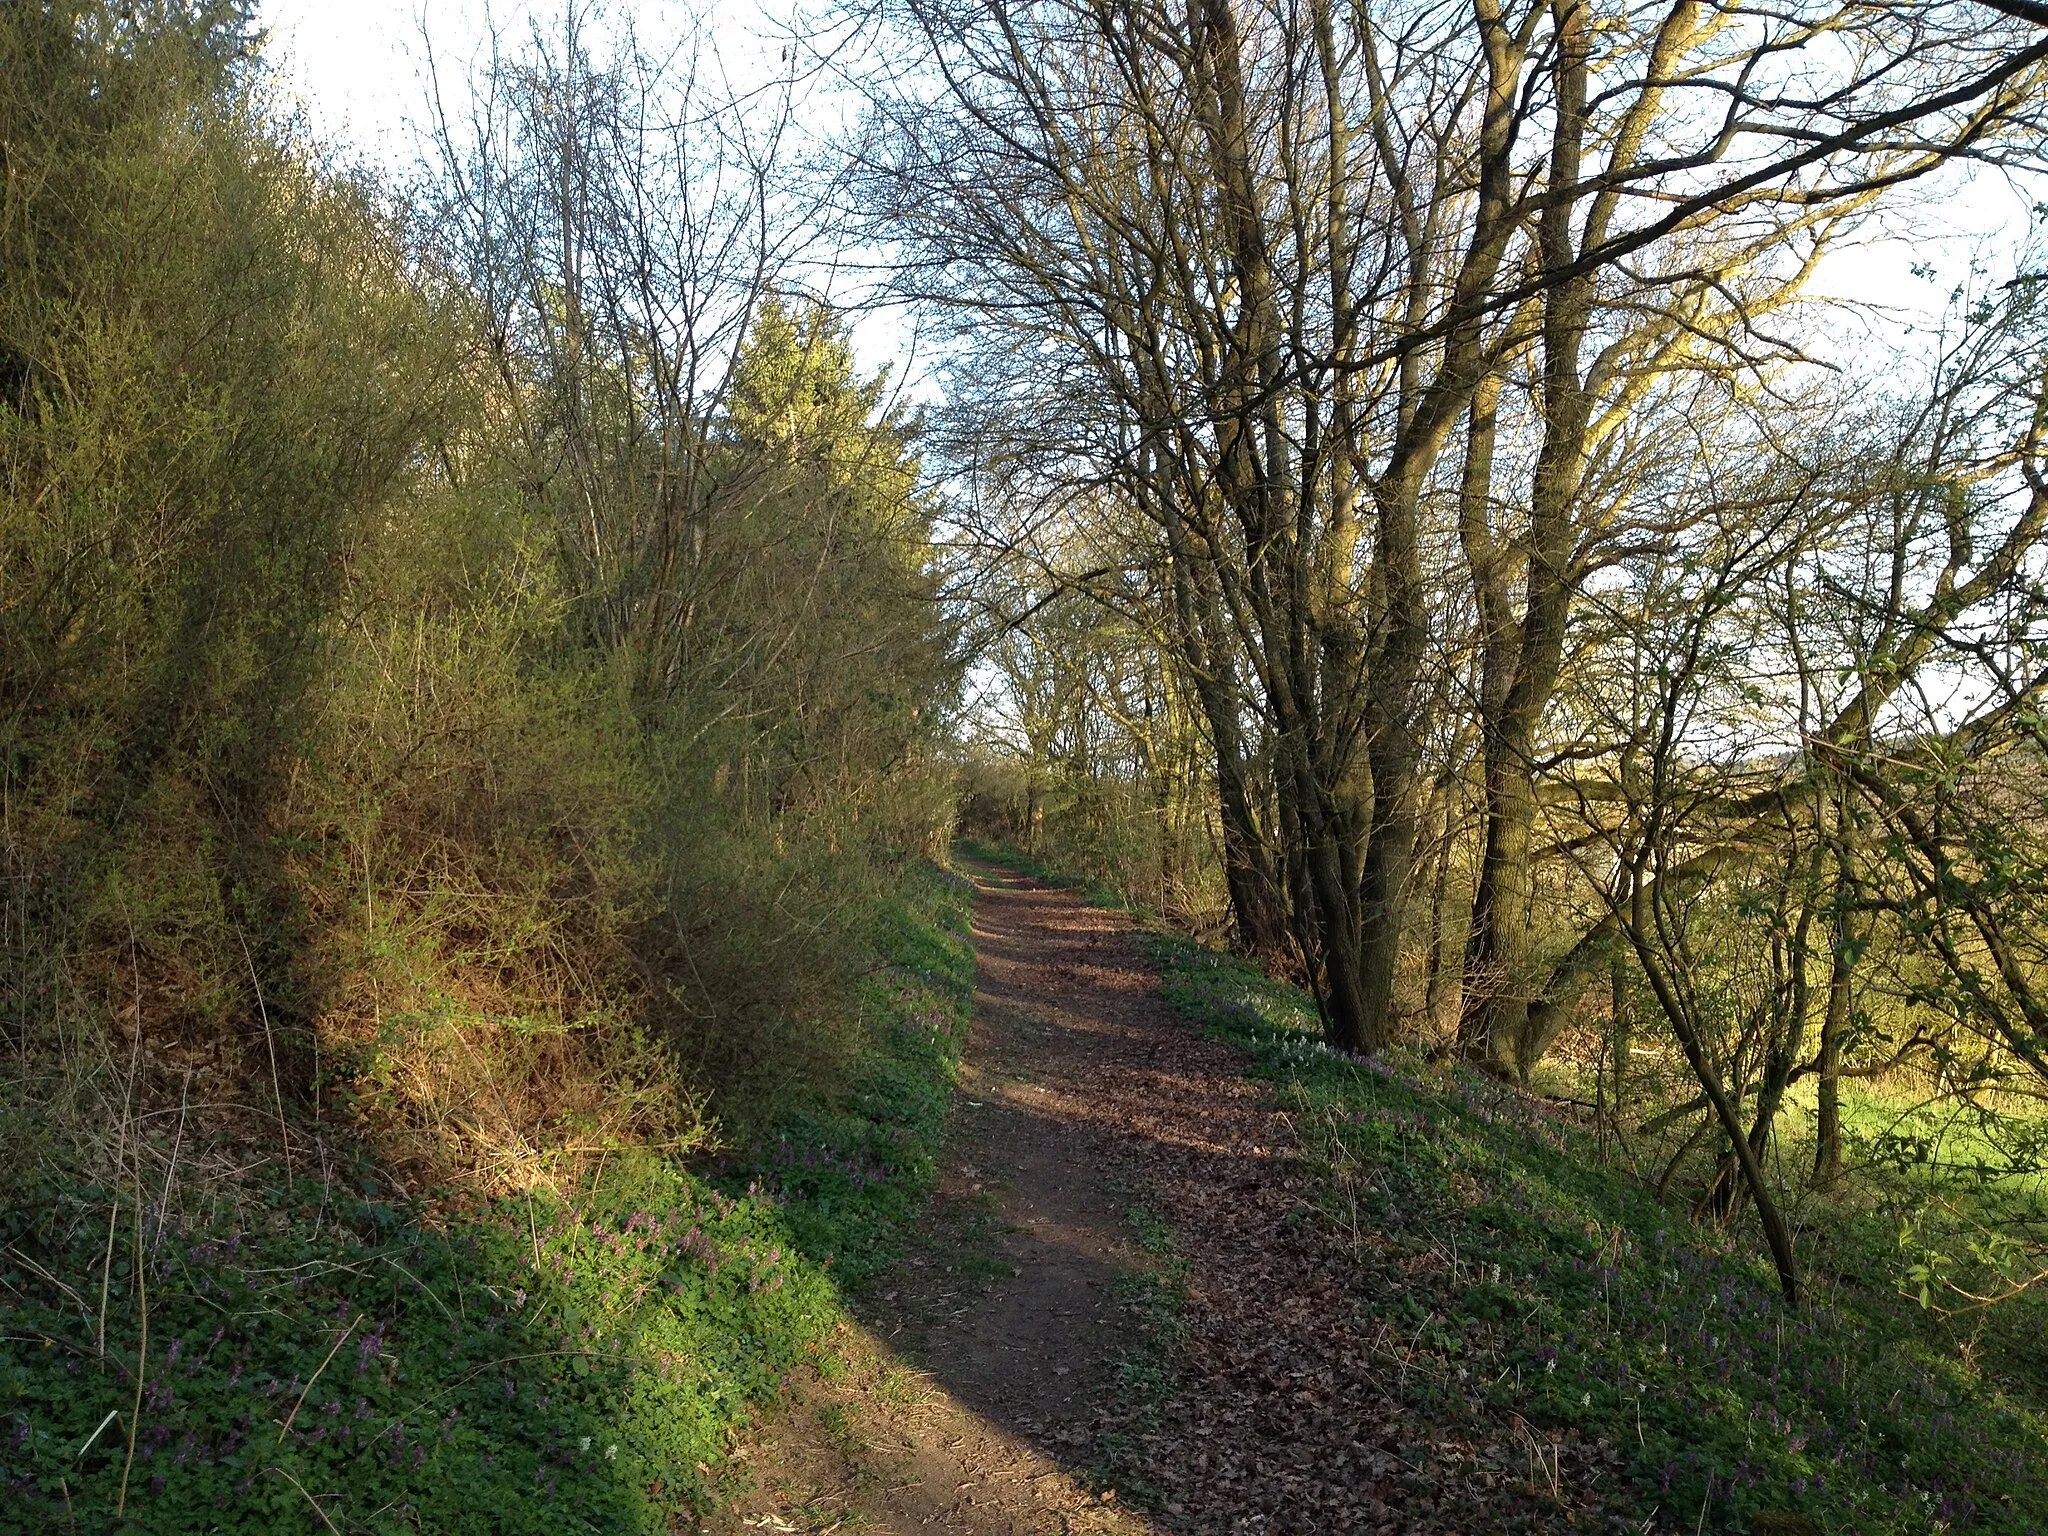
699, 858, 1544, 1536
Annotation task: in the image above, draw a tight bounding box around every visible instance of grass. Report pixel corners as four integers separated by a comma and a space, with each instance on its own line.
1091, 1201, 1188, 1511
1142, 928, 2048, 1535
716, 861, 979, 1295
953, 838, 1138, 915
1797, 1084, 2048, 1424
1536, 1031, 2048, 1414
0, 862, 976, 1535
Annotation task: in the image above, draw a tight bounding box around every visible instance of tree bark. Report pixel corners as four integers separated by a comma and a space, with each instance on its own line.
1813, 835, 1862, 1189
1467, 0, 1597, 1079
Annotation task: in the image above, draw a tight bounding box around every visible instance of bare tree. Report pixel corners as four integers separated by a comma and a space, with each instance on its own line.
854, 0, 2048, 1054
424, 0, 836, 696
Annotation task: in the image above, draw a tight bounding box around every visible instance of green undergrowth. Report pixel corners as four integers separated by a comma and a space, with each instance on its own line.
0, 863, 975, 1534
1141, 930, 2048, 1536
1092, 1202, 1188, 1511
953, 837, 1137, 915
716, 859, 978, 1293
1816, 1088, 2048, 1406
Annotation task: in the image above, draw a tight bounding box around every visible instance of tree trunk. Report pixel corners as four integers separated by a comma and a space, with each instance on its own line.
1710, 889, 1816, 1217
1467, 736, 1540, 1075
1813, 897, 1855, 1189
1423, 794, 1467, 1037
1630, 912, 1802, 1303
1608, 954, 1632, 1153
1212, 707, 1289, 954
1356, 464, 1428, 1052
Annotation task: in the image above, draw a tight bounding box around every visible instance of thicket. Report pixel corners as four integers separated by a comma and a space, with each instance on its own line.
0, 864, 975, 1532
0, 3, 960, 1528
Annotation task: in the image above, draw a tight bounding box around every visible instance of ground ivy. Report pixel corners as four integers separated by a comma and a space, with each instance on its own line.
1140, 928, 2048, 1536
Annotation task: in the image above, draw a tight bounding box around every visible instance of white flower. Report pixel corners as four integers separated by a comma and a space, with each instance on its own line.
580, 1436, 591, 1452
1581, 1392, 1591, 1408
1545, 1358, 1556, 1374
606, 1444, 619, 1461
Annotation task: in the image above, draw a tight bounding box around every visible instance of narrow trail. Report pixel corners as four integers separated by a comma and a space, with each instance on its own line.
705, 862, 1509, 1536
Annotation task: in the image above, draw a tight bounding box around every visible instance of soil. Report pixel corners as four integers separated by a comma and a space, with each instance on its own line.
700, 860, 1558, 1536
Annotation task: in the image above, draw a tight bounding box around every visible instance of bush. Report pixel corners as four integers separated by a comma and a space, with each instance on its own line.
0, 12, 966, 1534
0, 860, 977, 1533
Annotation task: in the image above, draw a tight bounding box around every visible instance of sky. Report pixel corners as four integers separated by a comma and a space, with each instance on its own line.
257, 0, 2042, 374
258, 0, 927, 378
260, 0, 447, 168
259, 0, 793, 174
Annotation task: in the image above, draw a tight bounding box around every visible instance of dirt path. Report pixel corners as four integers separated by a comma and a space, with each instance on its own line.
703, 861, 1519, 1536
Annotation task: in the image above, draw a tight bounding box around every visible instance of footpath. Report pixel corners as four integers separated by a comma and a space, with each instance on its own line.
706, 861, 1478, 1536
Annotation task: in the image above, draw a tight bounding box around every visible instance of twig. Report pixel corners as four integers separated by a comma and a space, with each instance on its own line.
95, 1200, 118, 1361
271, 1466, 342, 1534
1932, 1267, 2048, 1316
1396, 1310, 1436, 1388
279, 1315, 360, 1442
7, 1244, 88, 1316
153, 1067, 193, 1252
364, 1348, 608, 1440
71, 1407, 120, 1462
101, 938, 146, 1359
444, 1232, 467, 1327
115, 1181, 146, 1518
237, 929, 291, 1184
382, 1254, 456, 1325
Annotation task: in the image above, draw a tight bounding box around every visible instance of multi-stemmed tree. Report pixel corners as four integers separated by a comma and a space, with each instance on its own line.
857, 0, 2048, 1059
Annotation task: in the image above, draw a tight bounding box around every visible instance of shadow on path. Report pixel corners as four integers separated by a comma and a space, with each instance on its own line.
702, 861, 1246, 1535
711, 856, 1623, 1536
